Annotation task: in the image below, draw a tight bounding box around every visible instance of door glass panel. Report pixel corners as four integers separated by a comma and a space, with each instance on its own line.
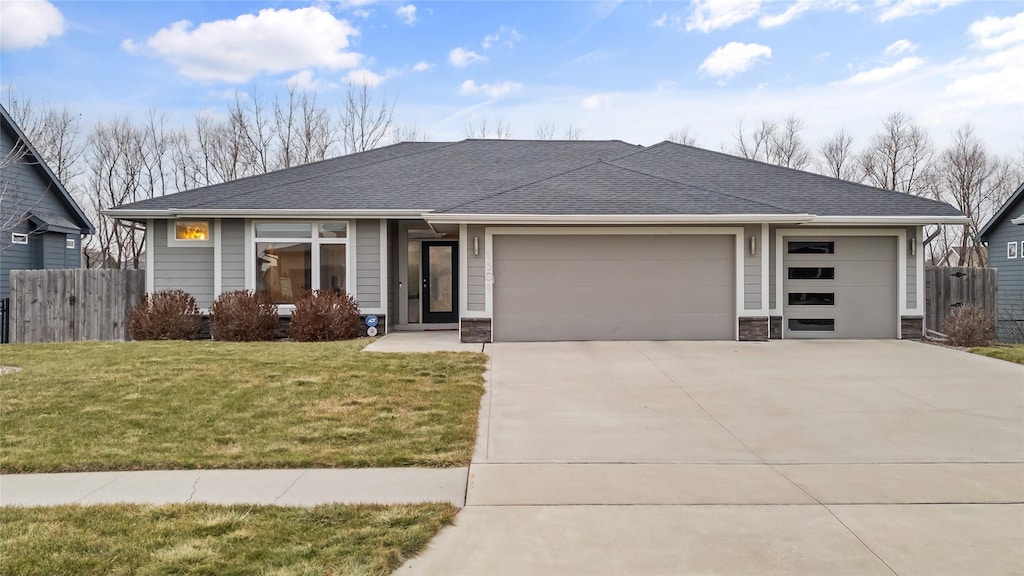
408, 241, 421, 323
788, 318, 835, 332
256, 242, 311, 304
428, 246, 453, 313
319, 244, 346, 292
318, 223, 347, 238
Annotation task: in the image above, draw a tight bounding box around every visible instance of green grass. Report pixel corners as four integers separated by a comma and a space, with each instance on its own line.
0, 502, 457, 576
969, 344, 1024, 366
0, 340, 487, 473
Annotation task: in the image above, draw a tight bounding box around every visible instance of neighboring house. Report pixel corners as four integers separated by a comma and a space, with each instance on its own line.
929, 245, 988, 267
978, 182, 1024, 343
0, 104, 95, 301
106, 140, 966, 343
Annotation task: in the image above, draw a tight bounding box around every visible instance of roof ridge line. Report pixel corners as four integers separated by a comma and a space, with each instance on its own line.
438, 159, 610, 213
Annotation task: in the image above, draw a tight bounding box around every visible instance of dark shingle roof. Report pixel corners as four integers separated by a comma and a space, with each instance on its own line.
112, 139, 963, 219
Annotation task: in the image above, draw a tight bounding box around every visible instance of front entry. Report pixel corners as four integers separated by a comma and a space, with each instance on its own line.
421, 241, 459, 324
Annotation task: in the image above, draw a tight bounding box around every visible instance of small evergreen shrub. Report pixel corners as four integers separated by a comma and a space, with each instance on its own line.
289, 290, 361, 342
127, 290, 202, 340
209, 290, 279, 341
944, 304, 996, 347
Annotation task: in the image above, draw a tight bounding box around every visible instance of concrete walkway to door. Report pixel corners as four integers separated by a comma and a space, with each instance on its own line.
398, 340, 1024, 576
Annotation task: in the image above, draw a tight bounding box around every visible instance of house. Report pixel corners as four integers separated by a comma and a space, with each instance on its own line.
0, 104, 95, 302
978, 182, 1024, 343
105, 140, 966, 343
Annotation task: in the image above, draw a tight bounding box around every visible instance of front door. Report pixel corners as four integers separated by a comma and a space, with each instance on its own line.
421, 241, 458, 323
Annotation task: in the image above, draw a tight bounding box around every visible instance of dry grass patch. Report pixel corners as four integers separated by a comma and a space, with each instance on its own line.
969, 344, 1024, 366
0, 502, 456, 576
0, 340, 486, 473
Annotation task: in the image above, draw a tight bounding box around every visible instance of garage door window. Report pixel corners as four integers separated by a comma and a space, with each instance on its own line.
788, 293, 835, 306
788, 241, 835, 254
788, 267, 835, 280
788, 318, 835, 332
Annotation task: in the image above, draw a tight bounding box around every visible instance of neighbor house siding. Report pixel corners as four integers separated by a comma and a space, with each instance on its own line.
355, 219, 381, 309
906, 226, 919, 310
987, 206, 1024, 343
467, 224, 486, 313
220, 219, 245, 292
743, 223, 761, 310
41, 232, 67, 269
152, 220, 215, 308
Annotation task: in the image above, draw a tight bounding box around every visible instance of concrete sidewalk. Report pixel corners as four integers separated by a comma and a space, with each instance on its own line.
0, 468, 468, 507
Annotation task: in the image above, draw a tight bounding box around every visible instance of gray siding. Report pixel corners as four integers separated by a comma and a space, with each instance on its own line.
743, 224, 761, 310
220, 219, 245, 292
0, 127, 84, 300
769, 225, 778, 310
906, 226, 918, 309
467, 225, 486, 312
355, 219, 382, 309
987, 202, 1024, 342
152, 220, 215, 308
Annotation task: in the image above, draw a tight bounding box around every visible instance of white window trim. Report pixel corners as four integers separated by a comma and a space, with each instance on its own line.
66, 237, 76, 250
167, 220, 213, 247
11, 232, 29, 245
483, 226, 746, 341
1008, 241, 1019, 260
247, 220, 353, 312
774, 228, 908, 339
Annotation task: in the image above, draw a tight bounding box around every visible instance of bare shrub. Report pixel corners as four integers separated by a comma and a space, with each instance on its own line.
289, 290, 361, 342
944, 304, 996, 347
127, 290, 202, 340
209, 290, 279, 341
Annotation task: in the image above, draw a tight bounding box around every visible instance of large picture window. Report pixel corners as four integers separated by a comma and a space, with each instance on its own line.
253, 222, 348, 304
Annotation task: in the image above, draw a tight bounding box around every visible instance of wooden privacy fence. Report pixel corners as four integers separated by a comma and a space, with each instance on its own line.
924, 266, 997, 334
9, 269, 146, 343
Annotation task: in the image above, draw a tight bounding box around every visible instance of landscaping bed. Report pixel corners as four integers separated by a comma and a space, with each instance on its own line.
0, 502, 456, 576
0, 340, 487, 473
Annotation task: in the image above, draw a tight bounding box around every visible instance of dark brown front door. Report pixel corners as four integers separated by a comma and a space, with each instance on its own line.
421, 241, 458, 323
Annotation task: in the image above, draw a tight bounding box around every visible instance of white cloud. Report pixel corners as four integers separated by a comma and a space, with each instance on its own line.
814, 52, 831, 61
352, 9, 373, 19
412, 60, 434, 72
123, 7, 361, 83
884, 39, 918, 56
459, 79, 522, 99
481, 26, 523, 50
286, 69, 320, 91
687, 0, 761, 33
968, 11, 1024, 50
841, 56, 925, 84
582, 94, 611, 109
651, 12, 682, 28
396, 4, 417, 25
878, 0, 966, 22
758, 0, 813, 28
345, 68, 385, 87
698, 42, 772, 78
336, 0, 377, 8
0, 0, 64, 50
449, 47, 487, 67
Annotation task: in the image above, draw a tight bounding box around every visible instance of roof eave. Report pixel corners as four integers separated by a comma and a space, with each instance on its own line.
807, 215, 969, 226
103, 208, 431, 220
978, 181, 1024, 240
422, 213, 816, 225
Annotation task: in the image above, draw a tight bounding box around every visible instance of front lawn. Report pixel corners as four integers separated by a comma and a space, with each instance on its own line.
969, 344, 1024, 366
0, 502, 456, 576
0, 340, 486, 473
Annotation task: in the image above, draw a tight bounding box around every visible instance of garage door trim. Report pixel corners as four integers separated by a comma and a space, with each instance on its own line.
483, 226, 745, 340
774, 228, 910, 339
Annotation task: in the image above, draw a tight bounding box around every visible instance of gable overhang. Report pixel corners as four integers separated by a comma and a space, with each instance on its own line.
978, 181, 1024, 240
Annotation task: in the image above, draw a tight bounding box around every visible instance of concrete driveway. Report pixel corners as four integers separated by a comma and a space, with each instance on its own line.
399, 340, 1024, 575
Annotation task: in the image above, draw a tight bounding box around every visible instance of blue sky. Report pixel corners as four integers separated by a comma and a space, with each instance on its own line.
2, 0, 1022, 155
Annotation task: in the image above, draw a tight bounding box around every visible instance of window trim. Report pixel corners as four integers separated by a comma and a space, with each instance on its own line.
248, 221, 352, 308
11, 232, 29, 245
1008, 241, 1019, 260
66, 237, 76, 250
168, 220, 213, 247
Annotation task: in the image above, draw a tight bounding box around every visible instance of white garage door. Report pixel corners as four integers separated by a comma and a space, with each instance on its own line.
783, 236, 897, 339
492, 234, 735, 341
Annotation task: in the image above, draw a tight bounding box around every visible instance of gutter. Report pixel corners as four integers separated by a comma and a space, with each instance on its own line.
102, 208, 431, 220
421, 213, 817, 225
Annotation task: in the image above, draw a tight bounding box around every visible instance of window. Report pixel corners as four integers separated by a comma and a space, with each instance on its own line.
788, 241, 835, 254
1009, 241, 1019, 260
788, 318, 835, 332
788, 293, 835, 306
66, 238, 76, 250
168, 220, 212, 246
788, 267, 835, 280
11, 233, 28, 245
253, 222, 348, 305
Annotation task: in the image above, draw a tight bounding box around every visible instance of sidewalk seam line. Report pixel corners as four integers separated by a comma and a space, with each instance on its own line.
76, 472, 128, 504
273, 470, 307, 505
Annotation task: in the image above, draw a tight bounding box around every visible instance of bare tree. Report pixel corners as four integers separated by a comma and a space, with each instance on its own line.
273, 85, 335, 168
465, 118, 511, 139
564, 123, 583, 141
817, 128, 858, 181
339, 83, 395, 154
535, 121, 557, 140
771, 116, 812, 169
667, 126, 698, 146
859, 112, 934, 195
732, 118, 776, 163
391, 123, 430, 143
0, 138, 42, 251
